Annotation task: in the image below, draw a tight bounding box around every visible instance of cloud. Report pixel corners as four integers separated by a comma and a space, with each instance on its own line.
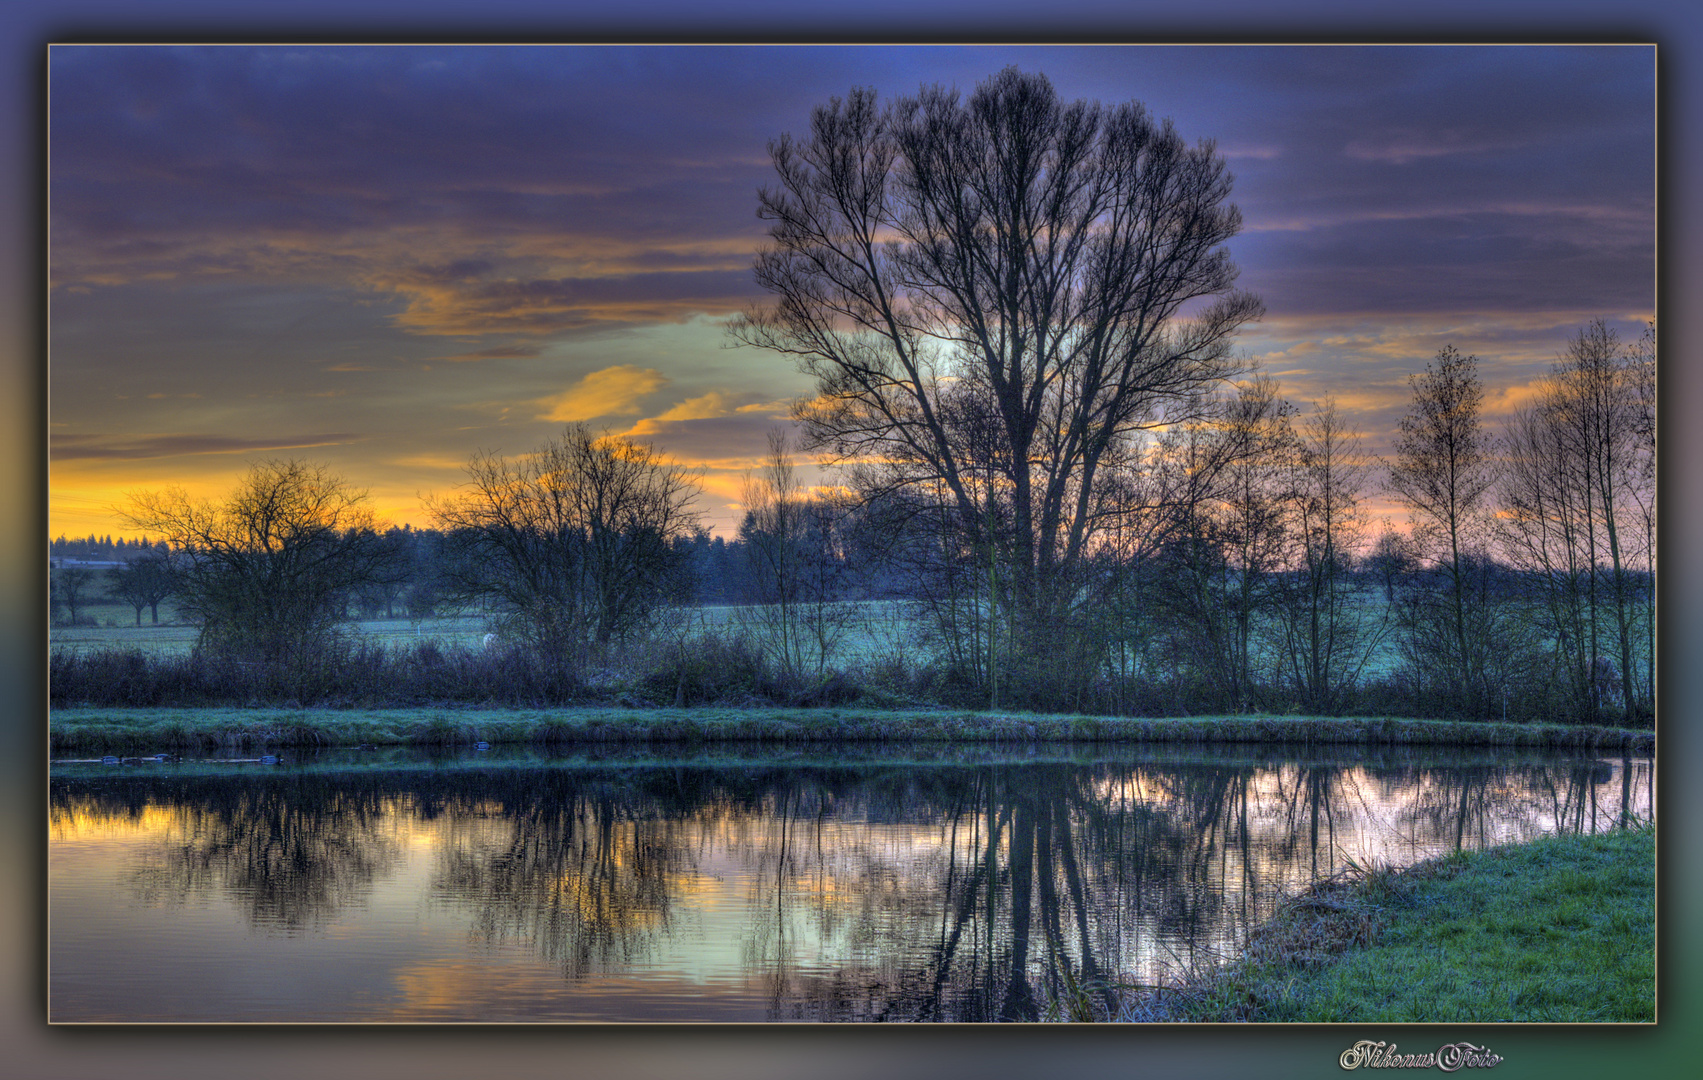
536, 365, 669, 422
369, 264, 757, 337
1343, 132, 1527, 165
1482, 377, 1554, 418
429, 344, 544, 364
50, 432, 362, 461
45, 45, 1655, 545
623, 390, 789, 438
384, 453, 473, 472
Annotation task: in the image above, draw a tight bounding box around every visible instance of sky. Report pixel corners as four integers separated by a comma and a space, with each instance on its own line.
47, 43, 1656, 539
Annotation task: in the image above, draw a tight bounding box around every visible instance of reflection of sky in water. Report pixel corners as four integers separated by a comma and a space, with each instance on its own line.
48, 751, 1655, 1022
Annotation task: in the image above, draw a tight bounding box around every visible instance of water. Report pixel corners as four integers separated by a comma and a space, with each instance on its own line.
48, 742, 1654, 1022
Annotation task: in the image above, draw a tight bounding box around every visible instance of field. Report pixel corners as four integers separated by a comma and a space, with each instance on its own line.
49, 613, 494, 655
48, 589, 1650, 685
48, 571, 1652, 728
48, 595, 927, 664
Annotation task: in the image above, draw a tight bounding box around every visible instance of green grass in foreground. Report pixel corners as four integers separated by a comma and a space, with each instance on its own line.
1147, 826, 1654, 1023
47, 706, 1656, 755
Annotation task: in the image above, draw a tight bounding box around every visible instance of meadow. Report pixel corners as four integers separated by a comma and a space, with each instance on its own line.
49, 574, 1651, 731
49, 597, 917, 660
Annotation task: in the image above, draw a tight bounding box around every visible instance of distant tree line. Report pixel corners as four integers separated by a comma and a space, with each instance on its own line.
50, 534, 166, 561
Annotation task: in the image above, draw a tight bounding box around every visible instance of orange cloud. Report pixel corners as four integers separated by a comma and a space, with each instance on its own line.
536, 365, 669, 422
623, 391, 791, 439
1482, 377, 1553, 418
385, 453, 473, 472
633, 390, 749, 426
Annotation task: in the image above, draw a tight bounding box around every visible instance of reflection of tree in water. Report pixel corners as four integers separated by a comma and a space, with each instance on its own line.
1536, 756, 1652, 836
430, 780, 699, 975
1406, 764, 1517, 851
50, 750, 1654, 1021
749, 764, 1255, 1022
764, 754, 1651, 1022
53, 775, 400, 933
1384, 757, 1651, 854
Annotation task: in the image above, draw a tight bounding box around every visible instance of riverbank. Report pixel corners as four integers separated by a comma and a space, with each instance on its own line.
1111, 825, 1655, 1023
48, 705, 1654, 755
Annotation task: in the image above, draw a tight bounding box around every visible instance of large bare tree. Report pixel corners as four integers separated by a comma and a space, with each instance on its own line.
732, 67, 1262, 664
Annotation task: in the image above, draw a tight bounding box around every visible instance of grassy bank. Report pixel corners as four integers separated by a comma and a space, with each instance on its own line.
1120, 826, 1655, 1023
48, 705, 1656, 756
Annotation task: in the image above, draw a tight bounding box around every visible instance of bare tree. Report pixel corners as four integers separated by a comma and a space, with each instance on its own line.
732, 67, 1262, 684
1628, 320, 1656, 715
106, 550, 176, 626
1558, 320, 1644, 716
738, 431, 860, 680
121, 459, 397, 663
1498, 320, 1654, 721
54, 567, 98, 626
1386, 346, 1499, 716
1144, 377, 1294, 710
430, 426, 701, 670
1363, 522, 1415, 604
1275, 397, 1387, 713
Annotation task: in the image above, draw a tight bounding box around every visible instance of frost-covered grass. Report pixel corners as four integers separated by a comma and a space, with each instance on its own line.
1133, 826, 1655, 1023
49, 614, 493, 654
47, 706, 1655, 756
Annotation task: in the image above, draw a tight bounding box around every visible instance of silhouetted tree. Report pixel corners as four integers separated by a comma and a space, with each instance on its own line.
1274, 396, 1387, 713
106, 550, 176, 625
732, 67, 1262, 690
738, 431, 860, 679
430, 425, 701, 669
1498, 320, 1654, 721
1386, 346, 1499, 716
1363, 522, 1415, 603
54, 567, 97, 626
121, 459, 400, 664
1146, 377, 1294, 710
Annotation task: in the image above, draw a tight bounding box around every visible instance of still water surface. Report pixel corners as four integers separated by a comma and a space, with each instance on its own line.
49, 742, 1653, 1022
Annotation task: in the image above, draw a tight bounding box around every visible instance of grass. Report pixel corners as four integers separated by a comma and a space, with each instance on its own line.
1133, 825, 1655, 1023
49, 614, 493, 654
47, 704, 1657, 756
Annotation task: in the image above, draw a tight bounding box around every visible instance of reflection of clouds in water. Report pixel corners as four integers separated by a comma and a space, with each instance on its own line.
390, 958, 775, 1022
48, 752, 1655, 1021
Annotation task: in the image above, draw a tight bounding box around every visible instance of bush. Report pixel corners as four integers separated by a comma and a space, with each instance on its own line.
45, 622, 1661, 727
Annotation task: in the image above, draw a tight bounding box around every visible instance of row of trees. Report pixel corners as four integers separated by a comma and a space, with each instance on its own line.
50, 533, 162, 561
74, 68, 1652, 724
95, 321, 1653, 723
